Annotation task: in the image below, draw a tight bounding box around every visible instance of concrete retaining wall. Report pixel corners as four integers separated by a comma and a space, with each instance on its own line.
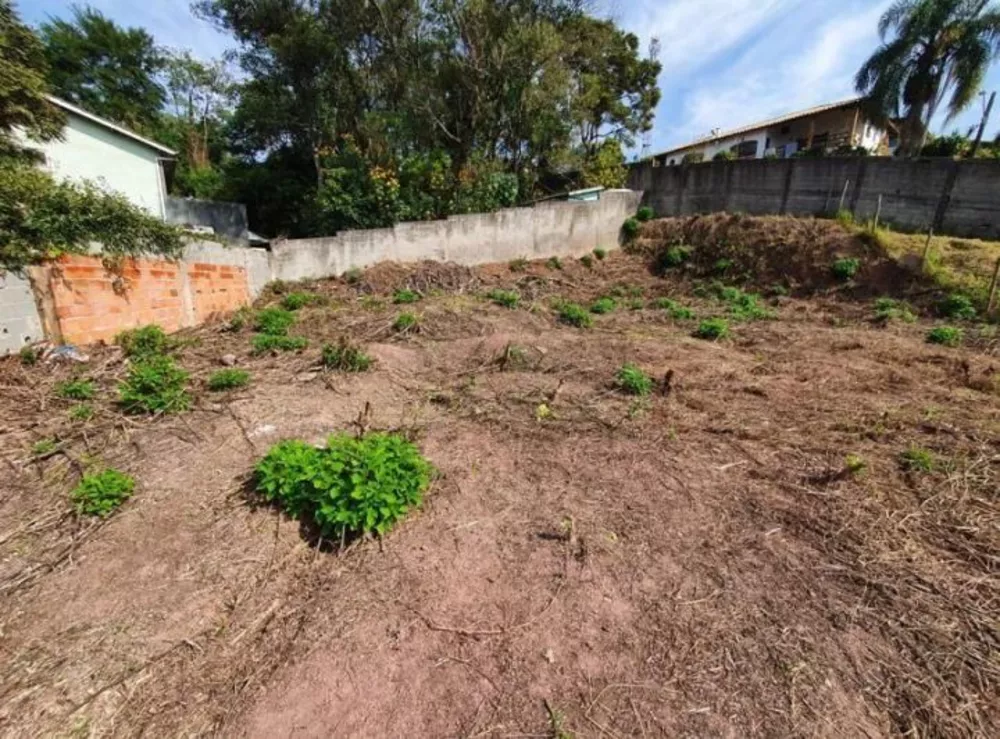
270, 189, 642, 282
627, 158, 1000, 239
165, 197, 250, 244
0, 272, 45, 355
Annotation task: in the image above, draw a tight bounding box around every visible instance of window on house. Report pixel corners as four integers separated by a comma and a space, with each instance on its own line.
732, 140, 758, 158
765, 137, 771, 149
780, 125, 790, 134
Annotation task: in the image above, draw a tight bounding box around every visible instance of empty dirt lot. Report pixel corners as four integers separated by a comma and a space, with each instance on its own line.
1, 216, 998, 738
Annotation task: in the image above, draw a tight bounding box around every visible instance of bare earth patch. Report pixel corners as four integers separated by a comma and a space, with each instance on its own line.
1, 244, 998, 738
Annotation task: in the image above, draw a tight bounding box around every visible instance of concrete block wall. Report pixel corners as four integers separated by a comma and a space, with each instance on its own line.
0, 272, 45, 355
627, 157, 1000, 239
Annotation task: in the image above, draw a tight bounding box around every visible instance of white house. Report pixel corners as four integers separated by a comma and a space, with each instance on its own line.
23, 96, 176, 218
650, 98, 892, 166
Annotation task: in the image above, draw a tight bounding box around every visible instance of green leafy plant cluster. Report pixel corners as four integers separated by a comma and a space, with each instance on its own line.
593, 247, 607, 261
714, 285, 774, 321
487, 289, 521, 309
254, 307, 297, 336
393, 312, 419, 332
616, 363, 653, 396
70, 403, 95, 421
251, 334, 309, 354
19, 346, 38, 365
899, 446, 935, 473
694, 317, 730, 340
255, 433, 433, 537
621, 217, 640, 241
116, 325, 173, 359
590, 296, 616, 314
281, 291, 321, 310
32, 438, 56, 456
508, 257, 528, 272
653, 244, 691, 273
926, 325, 963, 347
207, 368, 250, 391
119, 354, 191, 413
56, 378, 95, 400
392, 288, 421, 304
556, 301, 593, 328
251, 306, 308, 353
546, 256, 563, 270
937, 293, 976, 320
71, 469, 135, 517
873, 297, 916, 323
579, 254, 594, 269
653, 297, 695, 319
832, 257, 861, 281
636, 206, 654, 222
321, 338, 373, 372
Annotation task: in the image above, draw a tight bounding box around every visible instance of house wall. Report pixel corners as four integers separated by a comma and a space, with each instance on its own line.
24, 112, 167, 218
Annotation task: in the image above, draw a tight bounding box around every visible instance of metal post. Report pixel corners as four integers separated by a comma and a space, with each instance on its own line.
921, 228, 934, 270
872, 194, 883, 233
838, 180, 850, 212
987, 256, 1000, 317
969, 91, 996, 159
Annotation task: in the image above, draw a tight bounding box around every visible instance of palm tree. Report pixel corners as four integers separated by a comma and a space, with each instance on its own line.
856, 0, 1000, 156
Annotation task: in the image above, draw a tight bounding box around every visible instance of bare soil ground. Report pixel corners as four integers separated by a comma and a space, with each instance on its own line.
1, 216, 998, 738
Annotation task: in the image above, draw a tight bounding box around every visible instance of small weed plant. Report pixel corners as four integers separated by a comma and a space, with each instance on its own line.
593, 247, 607, 261
71, 469, 135, 517
251, 334, 309, 354
56, 378, 95, 400
32, 438, 56, 456
713, 258, 734, 274
590, 297, 617, 314
653, 297, 695, 319
579, 254, 594, 269
207, 368, 250, 391
392, 288, 421, 304
70, 404, 95, 421
636, 206, 654, 222
19, 346, 38, 365
393, 312, 419, 332
695, 317, 730, 340
557, 301, 593, 328
844, 454, 867, 476
255, 307, 296, 336
937, 293, 976, 320
322, 338, 373, 372
715, 285, 774, 321
227, 306, 253, 332
487, 289, 521, 309
900, 446, 935, 473
116, 325, 172, 359
119, 355, 191, 414
653, 245, 691, 273
926, 326, 963, 347
508, 257, 529, 272
546, 256, 563, 270
622, 217, 640, 241
281, 292, 320, 311
832, 257, 861, 281
874, 297, 916, 323
834, 209, 855, 227
344, 267, 362, 284
616, 363, 653, 396
255, 433, 433, 537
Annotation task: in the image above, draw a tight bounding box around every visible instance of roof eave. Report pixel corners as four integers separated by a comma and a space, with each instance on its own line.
46, 95, 177, 156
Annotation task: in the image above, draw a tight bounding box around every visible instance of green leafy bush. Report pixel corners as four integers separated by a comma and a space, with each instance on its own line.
56, 378, 95, 400
713, 149, 736, 161
926, 326, 963, 347
207, 368, 250, 391
832, 257, 861, 281
281, 292, 320, 311
392, 288, 421, 304
695, 317, 730, 340
874, 297, 916, 323
937, 293, 977, 320
255, 307, 296, 336
32, 438, 56, 456
653, 298, 695, 319
580, 254, 594, 269
344, 267, 363, 284
0, 161, 183, 271
546, 256, 563, 270
622, 217, 640, 241
590, 297, 617, 314
616, 363, 653, 396
487, 289, 521, 309
557, 302, 593, 328
251, 334, 309, 354
636, 206, 654, 222
255, 433, 433, 537
593, 247, 607, 261
393, 312, 419, 332
321, 338, 373, 372
899, 446, 935, 473
844, 454, 867, 475
70, 403, 95, 421
715, 286, 774, 321
116, 325, 172, 359
834, 209, 854, 227
19, 346, 38, 365
653, 245, 691, 273
71, 469, 135, 517
119, 355, 191, 414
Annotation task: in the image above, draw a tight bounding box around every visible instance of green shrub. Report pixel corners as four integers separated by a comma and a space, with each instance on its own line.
616, 363, 653, 396
636, 206, 654, 222
227, 306, 254, 332
653, 245, 691, 273
281, 292, 319, 311
393, 312, 419, 332
695, 317, 730, 340
19, 345, 38, 365
56, 378, 95, 400
119, 355, 191, 414
715, 286, 774, 321
653, 297, 695, 319
509, 257, 528, 272
713, 149, 736, 161
70, 403, 95, 421
71, 469, 135, 517
580, 254, 594, 269
593, 247, 607, 261
873, 297, 916, 323
622, 217, 640, 241
844, 454, 867, 475
590, 297, 617, 314
487, 289, 521, 309
32, 438, 56, 456
321, 338, 373, 372
832, 257, 861, 281
557, 302, 593, 328
899, 446, 935, 473
207, 368, 251, 391
926, 326, 963, 347
937, 293, 976, 320
344, 267, 363, 284
116, 325, 172, 359
834, 209, 854, 227
392, 288, 421, 304
546, 256, 563, 271
251, 334, 309, 355
255, 433, 433, 537
255, 307, 296, 336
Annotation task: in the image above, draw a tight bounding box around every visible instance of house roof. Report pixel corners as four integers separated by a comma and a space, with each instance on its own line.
46, 95, 177, 156
651, 97, 865, 159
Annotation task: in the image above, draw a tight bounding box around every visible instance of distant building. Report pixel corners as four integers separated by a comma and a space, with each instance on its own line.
649, 98, 891, 165
23, 96, 176, 218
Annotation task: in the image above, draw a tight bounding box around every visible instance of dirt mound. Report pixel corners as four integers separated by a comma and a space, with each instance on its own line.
359, 260, 482, 294
639, 213, 913, 295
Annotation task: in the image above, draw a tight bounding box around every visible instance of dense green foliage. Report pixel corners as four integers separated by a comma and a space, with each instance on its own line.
392, 289, 421, 305
937, 293, 977, 320
207, 368, 250, 391
254, 307, 296, 336
593, 247, 608, 261
251, 334, 309, 354
116, 325, 174, 360
653, 297, 695, 319
557, 301, 593, 328
874, 297, 917, 323
56, 378, 95, 401
695, 317, 730, 340
622, 217, 640, 241
653, 245, 691, 273
616, 363, 653, 396
900, 445, 935, 472
321, 338, 373, 372
636, 206, 654, 222
71, 469, 135, 517
119, 355, 191, 414
926, 325, 963, 346
713, 285, 775, 321
487, 289, 521, 309
255, 433, 433, 537
393, 312, 419, 333
281, 292, 321, 311
590, 297, 617, 314
832, 257, 861, 280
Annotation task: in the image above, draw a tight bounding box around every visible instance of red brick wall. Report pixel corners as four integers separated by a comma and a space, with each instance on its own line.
41, 255, 251, 346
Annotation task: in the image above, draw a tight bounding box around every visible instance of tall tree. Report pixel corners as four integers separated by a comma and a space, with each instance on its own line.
0, 0, 64, 159
39, 5, 165, 132
856, 0, 1000, 156
161, 51, 234, 168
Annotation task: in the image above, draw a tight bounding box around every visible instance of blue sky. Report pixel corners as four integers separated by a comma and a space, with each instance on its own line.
22, 0, 1000, 153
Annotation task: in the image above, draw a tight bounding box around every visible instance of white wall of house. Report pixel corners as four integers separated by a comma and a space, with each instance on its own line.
23, 112, 168, 218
